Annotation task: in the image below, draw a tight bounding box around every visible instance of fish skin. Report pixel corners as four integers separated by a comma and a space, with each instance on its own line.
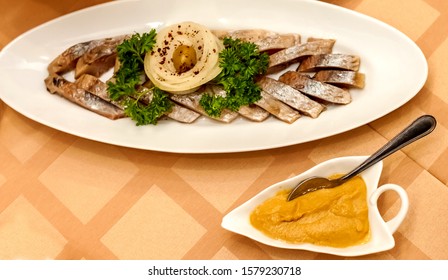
268, 39, 335, 70
44, 74, 125, 120
212, 29, 300, 52
75, 74, 124, 109
258, 77, 325, 118
170, 91, 239, 123
167, 103, 201, 123
76, 74, 200, 123
136, 87, 201, 124
237, 104, 271, 122
209, 85, 270, 122
255, 91, 301, 124
298, 53, 360, 72
47, 41, 92, 74
314, 70, 365, 89
47, 35, 128, 75
279, 71, 351, 104
75, 35, 128, 79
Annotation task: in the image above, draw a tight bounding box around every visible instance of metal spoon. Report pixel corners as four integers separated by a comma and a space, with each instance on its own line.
287, 115, 437, 201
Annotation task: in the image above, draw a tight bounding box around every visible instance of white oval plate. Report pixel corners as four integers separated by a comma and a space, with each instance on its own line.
222, 156, 409, 257
0, 0, 427, 153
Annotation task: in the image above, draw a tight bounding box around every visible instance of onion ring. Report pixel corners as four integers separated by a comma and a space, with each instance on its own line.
144, 22, 223, 94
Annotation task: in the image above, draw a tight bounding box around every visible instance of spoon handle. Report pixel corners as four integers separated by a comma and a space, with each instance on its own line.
340, 115, 437, 182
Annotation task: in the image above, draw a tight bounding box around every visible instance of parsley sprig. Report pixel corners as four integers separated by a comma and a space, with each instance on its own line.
107, 30, 173, 125
199, 38, 269, 117
123, 87, 172, 126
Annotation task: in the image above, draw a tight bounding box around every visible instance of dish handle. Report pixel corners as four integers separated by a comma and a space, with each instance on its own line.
369, 183, 409, 233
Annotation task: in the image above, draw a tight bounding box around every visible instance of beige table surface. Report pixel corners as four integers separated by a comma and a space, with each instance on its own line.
0, 0, 447, 260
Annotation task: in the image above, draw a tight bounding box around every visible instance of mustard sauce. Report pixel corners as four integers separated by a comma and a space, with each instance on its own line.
250, 175, 370, 248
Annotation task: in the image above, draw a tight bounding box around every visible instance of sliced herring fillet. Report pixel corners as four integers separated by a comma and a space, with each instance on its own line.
44, 74, 125, 120
298, 53, 360, 72
170, 92, 238, 123
268, 39, 335, 70
166, 103, 201, 123
48, 35, 128, 75
209, 85, 270, 122
75, 35, 128, 78
48, 41, 97, 74
258, 77, 325, 118
75, 74, 124, 109
212, 29, 300, 52
76, 74, 199, 123
314, 70, 365, 88
237, 105, 270, 122
255, 91, 301, 124
279, 71, 351, 104
138, 89, 201, 124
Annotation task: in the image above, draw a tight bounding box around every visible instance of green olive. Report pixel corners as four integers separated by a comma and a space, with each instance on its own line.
172, 45, 197, 74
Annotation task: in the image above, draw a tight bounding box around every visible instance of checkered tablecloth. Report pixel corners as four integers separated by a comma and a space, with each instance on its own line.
0, 0, 447, 260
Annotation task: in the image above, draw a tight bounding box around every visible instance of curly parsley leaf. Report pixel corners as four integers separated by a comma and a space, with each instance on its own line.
107, 29, 173, 125
199, 38, 269, 117
124, 88, 173, 126
118, 31, 157, 64
199, 94, 227, 117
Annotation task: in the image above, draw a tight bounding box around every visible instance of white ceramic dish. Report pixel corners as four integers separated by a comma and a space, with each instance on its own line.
0, 0, 427, 153
221, 156, 409, 256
